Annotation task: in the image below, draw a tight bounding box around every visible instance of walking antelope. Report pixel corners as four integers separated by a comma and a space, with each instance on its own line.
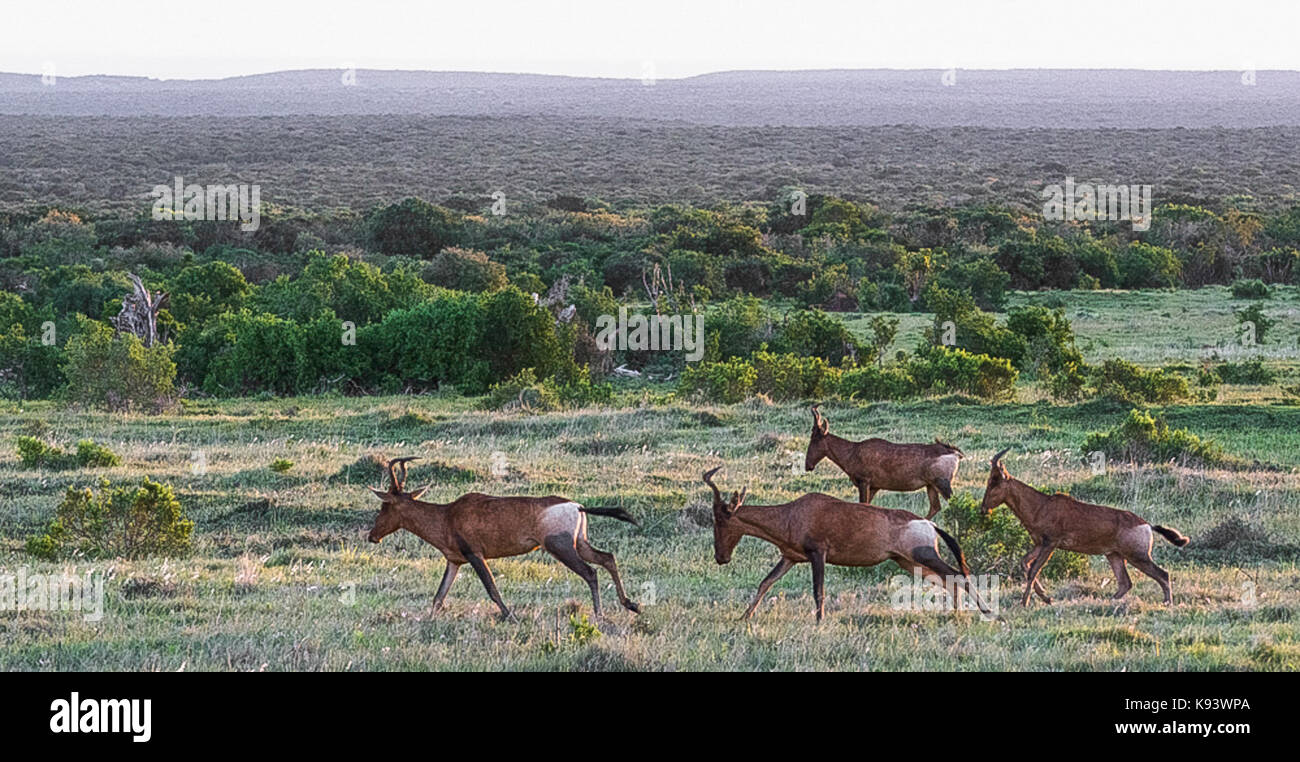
981, 447, 1190, 606
703, 467, 992, 621
804, 404, 963, 519
365, 457, 641, 618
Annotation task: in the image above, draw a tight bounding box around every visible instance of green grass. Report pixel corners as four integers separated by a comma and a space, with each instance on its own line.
2, 288, 1299, 671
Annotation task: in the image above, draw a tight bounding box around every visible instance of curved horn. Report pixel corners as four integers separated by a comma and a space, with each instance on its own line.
810, 403, 822, 420
703, 467, 724, 504
991, 447, 1011, 467
386, 456, 421, 491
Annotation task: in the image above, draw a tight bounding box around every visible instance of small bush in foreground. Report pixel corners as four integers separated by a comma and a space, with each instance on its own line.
26, 478, 193, 559
1230, 278, 1270, 299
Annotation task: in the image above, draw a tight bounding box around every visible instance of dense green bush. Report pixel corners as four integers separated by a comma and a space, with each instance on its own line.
749, 351, 835, 401
836, 363, 917, 401
484, 366, 612, 412
366, 198, 462, 257
61, 319, 176, 412
679, 357, 758, 403
1090, 359, 1190, 405
1230, 278, 1271, 299
1215, 358, 1277, 385
424, 247, 508, 292
770, 309, 860, 365
26, 478, 193, 560
1082, 408, 1222, 464
910, 346, 1018, 400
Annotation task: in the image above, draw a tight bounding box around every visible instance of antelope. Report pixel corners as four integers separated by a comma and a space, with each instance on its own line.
981, 447, 1190, 606
365, 457, 641, 619
703, 467, 992, 621
805, 404, 963, 519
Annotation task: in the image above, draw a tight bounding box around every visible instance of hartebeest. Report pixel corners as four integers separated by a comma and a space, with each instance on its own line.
365, 457, 641, 619
981, 447, 1190, 606
703, 467, 992, 621
805, 404, 963, 519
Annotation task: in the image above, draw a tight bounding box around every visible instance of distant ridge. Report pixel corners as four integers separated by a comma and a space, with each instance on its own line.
3, 68, 1300, 126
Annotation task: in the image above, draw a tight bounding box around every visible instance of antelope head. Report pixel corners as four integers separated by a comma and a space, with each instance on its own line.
703, 466, 748, 564
367, 457, 433, 543
804, 403, 832, 471
980, 447, 1012, 516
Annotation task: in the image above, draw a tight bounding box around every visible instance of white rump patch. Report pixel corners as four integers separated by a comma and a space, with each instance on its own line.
937, 454, 959, 474
541, 501, 583, 536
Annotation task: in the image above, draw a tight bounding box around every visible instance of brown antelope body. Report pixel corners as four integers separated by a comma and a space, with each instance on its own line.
805, 405, 962, 519
704, 467, 991, 621
366, 458, 640, 618
981, 448, 1189, 606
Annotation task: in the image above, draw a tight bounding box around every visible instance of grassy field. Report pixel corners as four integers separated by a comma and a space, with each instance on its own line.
2, 288, 1299, 671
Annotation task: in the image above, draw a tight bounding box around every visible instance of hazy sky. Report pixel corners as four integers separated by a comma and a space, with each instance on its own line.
5, 0, 1298, 79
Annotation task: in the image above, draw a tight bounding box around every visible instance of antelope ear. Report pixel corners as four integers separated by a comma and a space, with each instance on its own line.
370, 487, 392, 500
408, 483, 432, 500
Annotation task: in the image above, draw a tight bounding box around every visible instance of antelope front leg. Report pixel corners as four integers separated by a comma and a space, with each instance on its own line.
1018, 548, 1053, 604
432, 561, 460, 612
742, 557, 796, 620
808, 548, 828, 622
465, 553, 513, 619
856, 479, 871, 503
1021, 544, 1056, 607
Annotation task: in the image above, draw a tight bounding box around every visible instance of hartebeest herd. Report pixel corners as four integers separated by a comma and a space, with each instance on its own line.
364, 405, 1190, 622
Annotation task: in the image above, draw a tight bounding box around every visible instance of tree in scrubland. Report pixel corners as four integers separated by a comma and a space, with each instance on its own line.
425, 247, 508, 292
365, 197, 462, 257
61, 319, 176, 412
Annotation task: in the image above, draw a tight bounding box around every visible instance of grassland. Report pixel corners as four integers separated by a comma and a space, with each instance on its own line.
2, 288, 1299, 671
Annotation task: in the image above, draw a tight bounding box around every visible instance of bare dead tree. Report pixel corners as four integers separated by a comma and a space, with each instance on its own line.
112, 273, 168, 347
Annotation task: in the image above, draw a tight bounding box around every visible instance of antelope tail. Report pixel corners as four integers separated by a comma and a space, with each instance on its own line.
1152, 525, 1190, 547
581, 507, 640, 526
934, 526, 971, 577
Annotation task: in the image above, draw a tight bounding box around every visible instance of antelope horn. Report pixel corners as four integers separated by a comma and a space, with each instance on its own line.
810, 403, 822, 421
703, 467, 724, 503
387, 456, 421, 490
991, 447, 1011, 467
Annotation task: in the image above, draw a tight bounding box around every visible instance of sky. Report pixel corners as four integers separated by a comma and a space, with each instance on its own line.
3, 0, 1299, 80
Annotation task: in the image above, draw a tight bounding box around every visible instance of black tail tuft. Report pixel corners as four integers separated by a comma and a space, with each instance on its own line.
1153, 525, 1189, 547
934, 526, 970, 577
582, 507, 640, 526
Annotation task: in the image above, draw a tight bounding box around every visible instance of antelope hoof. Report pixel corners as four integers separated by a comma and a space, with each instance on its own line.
622, 600, 641, 614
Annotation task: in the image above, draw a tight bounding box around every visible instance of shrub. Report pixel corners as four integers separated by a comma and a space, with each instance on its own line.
945, 492, 1089, 580
26, 478, 193, 559
1091, 359, 1190, 404
1004, 306, 1083, 378
1230, 278, 1270, 299
836, 363, 918, 401
770, 309, 860, 364
366, 198, 462, 257
484, 367, 612, 412
702, 296, 771, 362
424, 247, 508, 292
1215, 358, 1277, 385
1235, 304, 1274, 344
749, 351, 835, 400
679, 357, 757, 403
1082, 408, 1223, 464
75, 439, 121, 468
270, 458, 294, 473
62, 319, 176, 412
17, 436, 120, 469
910, 346, 1018, 400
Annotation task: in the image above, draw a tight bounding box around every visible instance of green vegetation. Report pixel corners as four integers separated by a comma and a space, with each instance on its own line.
25, 478, 193, 560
